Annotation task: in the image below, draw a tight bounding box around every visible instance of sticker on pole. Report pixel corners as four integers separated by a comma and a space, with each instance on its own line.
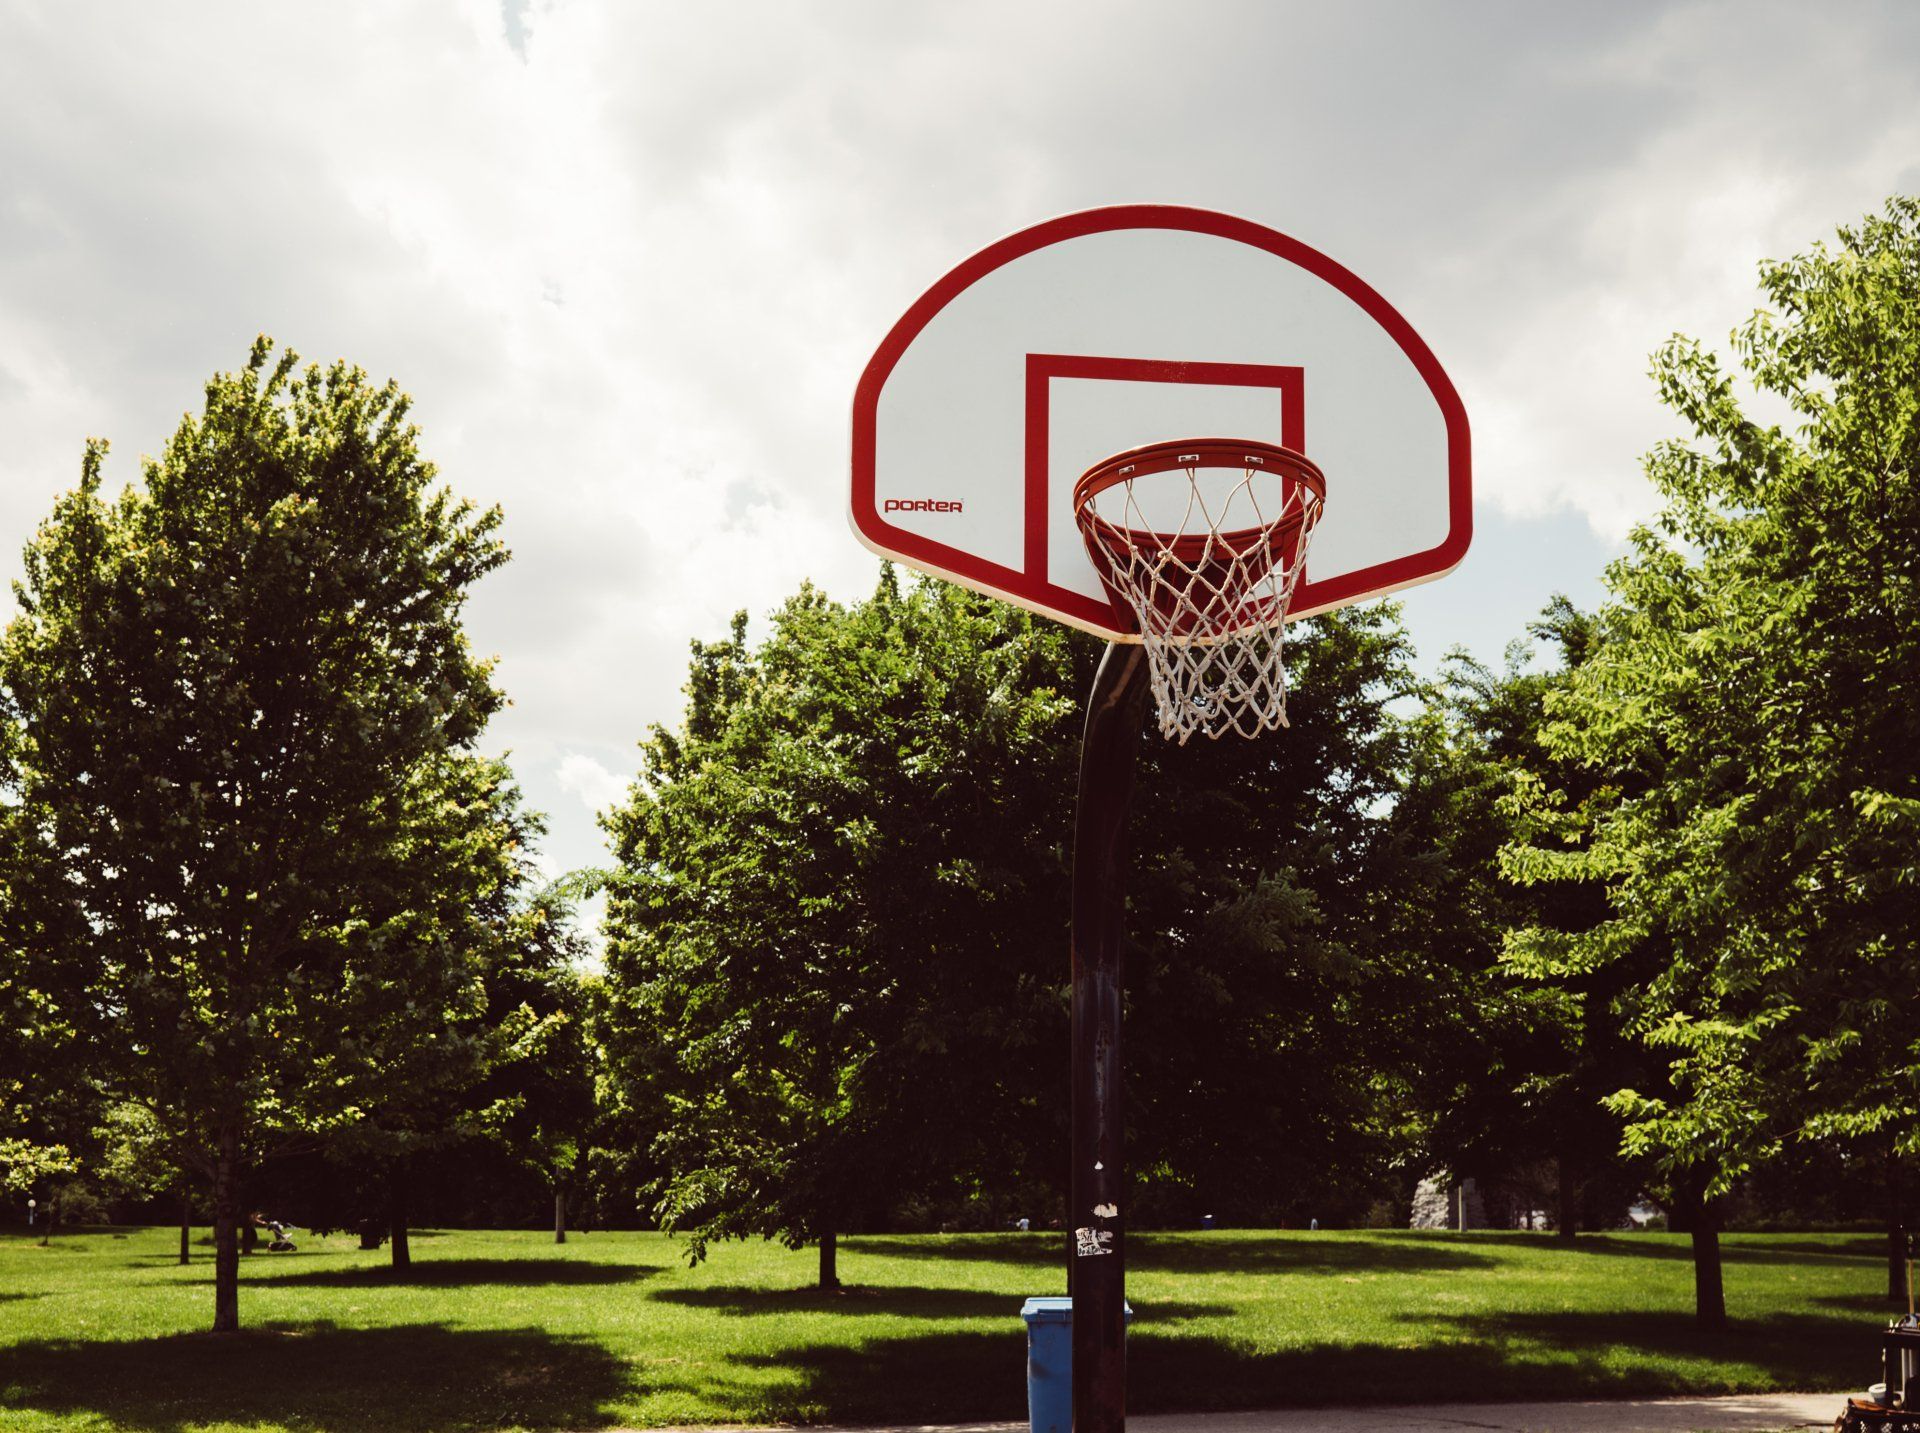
1074, 1227, 1115, 1257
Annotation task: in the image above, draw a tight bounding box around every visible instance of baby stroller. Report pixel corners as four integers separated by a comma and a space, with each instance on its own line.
1835, 1236, 1920, 1431
251, 1212, 298, 1253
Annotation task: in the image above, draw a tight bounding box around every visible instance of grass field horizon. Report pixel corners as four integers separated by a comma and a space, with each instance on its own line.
0, 1225, 1882, 1431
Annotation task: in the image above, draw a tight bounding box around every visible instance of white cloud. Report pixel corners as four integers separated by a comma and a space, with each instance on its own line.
2, 0, 1917, 878
554, 751, 631, 821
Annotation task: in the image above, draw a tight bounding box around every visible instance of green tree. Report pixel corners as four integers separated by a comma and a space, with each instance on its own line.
601, 574, 1083, 1286
602, 570, 1442, 1275
92, 1101, 199, 1262
0, 1138, 77, 1205
1121, 601, 1433, 1225
1740, 201, 1920, 1297
478, 880, 603, 1245
0, 759, 99, 1237
1389, 602, 1642, 1240
1504, 197, 1920, 1324
322, 756, 540, 1269
0, 340, 508, 1330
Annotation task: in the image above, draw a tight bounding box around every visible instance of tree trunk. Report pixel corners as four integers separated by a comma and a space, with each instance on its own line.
554, 1187, 567, 1245
179, 1186, 192, 1265
389, 1158, 411, 1270
1556, 1154, 1578, 1245
1890, 1145, 1907, 1305
818, 1229, 840, 1290
212, 1124, 240, 1333
1689, 1204, 1726, 1331
39, 1197, 56, 1246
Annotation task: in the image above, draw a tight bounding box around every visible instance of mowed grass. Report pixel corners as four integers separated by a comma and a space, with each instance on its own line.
0, 1224, 1881, 1431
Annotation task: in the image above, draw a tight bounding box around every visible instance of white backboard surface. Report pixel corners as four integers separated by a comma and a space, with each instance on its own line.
850, 206, 1471, 639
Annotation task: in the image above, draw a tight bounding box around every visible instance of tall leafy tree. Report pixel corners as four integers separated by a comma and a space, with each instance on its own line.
1741, 200, 1920, 1297
322, 756, 540, 1269
1121, 601, 1431, 1225
477, 880, 603, 1245
0, 751, 99, 1229
602, 575, 1083, 1285
1389, 602, 1642, 1239
0, 340, 507, 1330
603, 570, 1443, 1276
1505, 196, 1920, 1324
91, 1101, 198, 1262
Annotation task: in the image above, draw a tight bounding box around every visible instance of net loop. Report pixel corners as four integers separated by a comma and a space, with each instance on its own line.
1073, 439, 1326, 743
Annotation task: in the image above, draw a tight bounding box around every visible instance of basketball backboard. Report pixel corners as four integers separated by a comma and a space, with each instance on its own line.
849, 205, 1471, 640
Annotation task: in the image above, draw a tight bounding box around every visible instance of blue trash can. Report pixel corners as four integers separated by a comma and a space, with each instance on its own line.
1020, 1297, 1133, 1433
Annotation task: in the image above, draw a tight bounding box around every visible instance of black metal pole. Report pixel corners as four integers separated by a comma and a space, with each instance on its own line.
1070, 642, 1151, 1433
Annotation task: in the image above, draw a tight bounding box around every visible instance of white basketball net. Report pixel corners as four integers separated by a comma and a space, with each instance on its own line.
1077, 451, 1324, 744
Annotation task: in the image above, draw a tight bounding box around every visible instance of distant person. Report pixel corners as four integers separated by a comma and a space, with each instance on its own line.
1015, 1217, 1030, 1232
250, 1211, 297, 1252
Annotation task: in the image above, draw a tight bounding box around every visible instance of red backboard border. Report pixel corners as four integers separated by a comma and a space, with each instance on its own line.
850, 204, 1472, 639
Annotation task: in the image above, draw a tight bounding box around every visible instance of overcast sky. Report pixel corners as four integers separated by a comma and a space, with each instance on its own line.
3, 1, 1918, 884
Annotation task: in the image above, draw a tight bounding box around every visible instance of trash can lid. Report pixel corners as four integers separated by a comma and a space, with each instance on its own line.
1020, 1297, 1133, 1323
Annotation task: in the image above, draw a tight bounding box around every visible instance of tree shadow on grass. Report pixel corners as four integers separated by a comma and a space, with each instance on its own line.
722, 1305, 1870, 1425
728, 1328, 1030, 1425
651, 1284, 1232, 1322
241, 1257, 660, 1289
1128, 1316, 1858, 1414
1444, 1231, 1882, 1268
1733, 1235, 1886, 1260
1816, 1290, 1911, 1316
1134, 1234, 1498, 1277
723, 1327, 1561, 1425
1424, 1307, 1866, 1396
850, 1232, 1498, 1278
842, 1232, 1054, 1267
0, 1320, 630, 1433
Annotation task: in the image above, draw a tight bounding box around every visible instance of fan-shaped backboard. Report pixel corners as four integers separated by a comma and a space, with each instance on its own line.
850, 205, 1471, 639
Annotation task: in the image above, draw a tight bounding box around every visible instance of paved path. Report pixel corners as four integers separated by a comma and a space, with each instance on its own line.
700, 1392, 1849, 1433
1123, 1393, 1846, 1430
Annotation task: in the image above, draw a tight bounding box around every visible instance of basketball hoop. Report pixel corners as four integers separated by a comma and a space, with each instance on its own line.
1073, 438, 1326, 743
853, 210, 1471, 1433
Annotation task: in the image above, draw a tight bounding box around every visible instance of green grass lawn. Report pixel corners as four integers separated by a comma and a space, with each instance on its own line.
0, 1224, 1882, 1431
